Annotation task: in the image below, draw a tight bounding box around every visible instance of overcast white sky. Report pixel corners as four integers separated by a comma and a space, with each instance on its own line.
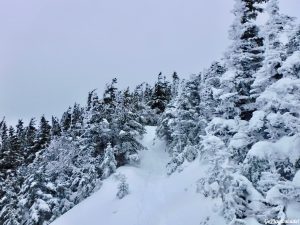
0, 0, 299, 125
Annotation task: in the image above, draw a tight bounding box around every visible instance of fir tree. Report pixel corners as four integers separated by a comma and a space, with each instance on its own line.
103, 78, 118, 120
71, 103, 83, 130
116, 175, 129, 199
143, 83, 153, 105
149, 72, 172, 114
200, 61, 225, 120
132, 83, 145, 110
171, 72, 180, 97
37, 116, 51, 149
252, 0, 294, 97
112, 90, 145, 165
24, 118, 37, 164
8, 126, 23, 168
16, 119, 25, 146
86, 89, 97, 111
61, 107, 72, 132
158, 74, 202, 173
51, 116, 62, 137
71, 103, 84, 138
0, 122, 10, 178
100, 143, 117, 179
28, 116, 51, 163
0, 121, 8, 154
103, 78, 118, 105
225, 0, 267, 120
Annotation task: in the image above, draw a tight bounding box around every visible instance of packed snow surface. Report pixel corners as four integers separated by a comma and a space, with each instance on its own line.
51, 126, 224, 225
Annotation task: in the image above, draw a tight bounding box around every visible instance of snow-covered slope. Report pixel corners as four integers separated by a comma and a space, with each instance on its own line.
51, 126, 225, 225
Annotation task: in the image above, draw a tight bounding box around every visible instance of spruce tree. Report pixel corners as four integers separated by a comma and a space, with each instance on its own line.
71, 103, 83, 129
16, 119, 25, 144
0, 122, 9, 178
252, 0, 294, 97
149, 72, 172, 114
225, 0, 267, 120
103, 78, 118, 105
132, 84, 142, 112
86, 89, 97, 111
158, 74, 201, 173
86, 90, 105, 124
8, 126, 23, 168
28, 116, 51, 163
71, 103, 84, 138
171, 72, 180, 97
143, 83, 153, 105
116, 175, 129, 199
0, 121, 8, 154
51, 116, 62, 137
103, 78, 118, 120
100, 143, 117, 179
37, 116, 51, 149
61, 107, 72, 132
140, 83, 158, 125
112, 89, 145, 165
24, 118, 37, 164
200, 62, 225, 120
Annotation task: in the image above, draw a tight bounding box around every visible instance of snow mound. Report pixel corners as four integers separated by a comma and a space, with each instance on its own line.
247, 135, 300, 164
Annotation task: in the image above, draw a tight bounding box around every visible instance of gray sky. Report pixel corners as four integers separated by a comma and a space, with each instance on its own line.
0, 0, 299, 126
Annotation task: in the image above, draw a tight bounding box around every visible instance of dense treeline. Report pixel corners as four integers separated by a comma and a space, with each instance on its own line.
157, 0, 300, 224
0, 74, 177, 224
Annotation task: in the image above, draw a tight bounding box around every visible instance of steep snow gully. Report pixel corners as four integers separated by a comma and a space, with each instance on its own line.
51, 126, 225, 225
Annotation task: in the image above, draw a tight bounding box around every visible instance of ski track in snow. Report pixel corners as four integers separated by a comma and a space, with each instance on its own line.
51, 126, 225, 225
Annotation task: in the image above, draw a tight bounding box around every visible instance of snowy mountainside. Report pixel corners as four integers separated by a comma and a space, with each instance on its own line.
1, 1, 300, 224
51, 126, 225, 225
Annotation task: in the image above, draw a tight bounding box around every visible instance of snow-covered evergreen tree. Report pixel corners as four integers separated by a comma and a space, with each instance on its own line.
200, 62, 225, 120
112, 89, 145, 165
24, 118, 37, 164
157, 74, 202, 173
224, 0, 266, 120
51, 116, 62, 137
61, 107, 72, 132
286, 24, 300, 55
116, 175, 129, 199
252, 0, 294, 97
148, 72, 172, 115
100, 143, 117, 179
